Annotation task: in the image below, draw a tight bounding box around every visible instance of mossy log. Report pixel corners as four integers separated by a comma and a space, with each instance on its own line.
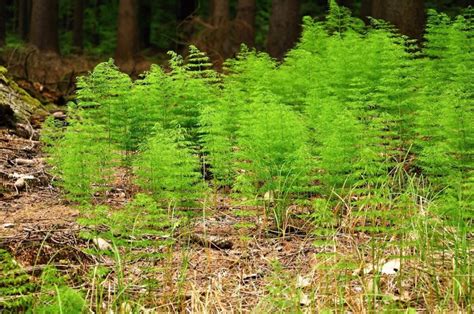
0, 66, 46, 129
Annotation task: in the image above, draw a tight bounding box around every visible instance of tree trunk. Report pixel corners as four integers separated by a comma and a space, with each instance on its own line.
338, 0, 354, 9
29, 0, 59, 53
178, 0, 197, 21
267, 0, 301, 60
210, 0, 229, 25
366, 0, 425, 39
177, 0, 197, 52
236, 0, 256, 47
90, 0, 101, 46
18, 0, 31, 41
0, 0, 6, 47
115, 0, 139, 71
72, 0, 84, 53
360, 0, 372, 23
138, 0, 151, 50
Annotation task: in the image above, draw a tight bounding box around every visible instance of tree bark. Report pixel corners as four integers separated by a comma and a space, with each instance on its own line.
365, 0, 425, 39
115, 0, 139, 70
138, 0, 152, 50
178, 0, 197, 21
72, 0, 84, 53
360, 0, 372, 23
236, 0, 256, 47
0, 0, 6, 47
18, 0, 31, 41
338, 0, 354, 9
177, 0, 197, 52
29, 0, 59, 53
267, 0, 301, 60
210, 0, 229, 25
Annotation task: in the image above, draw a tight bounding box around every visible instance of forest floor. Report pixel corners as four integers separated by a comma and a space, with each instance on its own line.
1, 127, 471, 312
0, 128, 320, 311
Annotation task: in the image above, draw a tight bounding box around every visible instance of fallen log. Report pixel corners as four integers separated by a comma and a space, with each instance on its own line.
0, 66, 47, 135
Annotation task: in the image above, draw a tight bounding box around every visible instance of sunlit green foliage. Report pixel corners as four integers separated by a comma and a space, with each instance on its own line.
42, 112, 115, 202
200, 48, 276, 188
33, 267, 85, 314
0, 249, 35, 310
235, 96, 312, 232
42, 4, 472, 235
134, 125, 205, 207
416, 9, 473, 224
76, 59, 133, 152
78, 194, 181, 258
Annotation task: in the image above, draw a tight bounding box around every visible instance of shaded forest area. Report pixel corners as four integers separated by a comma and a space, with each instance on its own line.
0, 1, 471, 76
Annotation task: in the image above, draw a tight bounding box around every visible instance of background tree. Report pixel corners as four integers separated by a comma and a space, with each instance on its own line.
338, 0, 355, 9
138, 0, 152, 50
178, 0, 197, 21
29, 0, 60, 53
72, 0, 84, 53
0, 0, 6, 47
360, 0, 372, 23
210, 0, 230, 25
0, 0, 470, 69
17, 0, 31, 41
236, 0, 257, 47
267, 0, 301, 59
361, 0, 425, 39
115, 0, 139, 71
177, 0, 197, 52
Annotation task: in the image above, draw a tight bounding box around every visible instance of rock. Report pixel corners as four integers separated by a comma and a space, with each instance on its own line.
2, 223, 15, 229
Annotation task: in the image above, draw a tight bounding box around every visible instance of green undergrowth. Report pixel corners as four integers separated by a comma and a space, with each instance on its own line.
0, 250, 85, 313
38, 1, 473, 311
0, 249, 35, 311
78, 194, 184, 259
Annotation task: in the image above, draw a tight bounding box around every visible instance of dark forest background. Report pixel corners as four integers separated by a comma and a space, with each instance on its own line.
0, 0, 471, 75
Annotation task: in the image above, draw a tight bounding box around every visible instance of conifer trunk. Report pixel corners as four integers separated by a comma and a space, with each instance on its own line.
0, 0, 6, 47
18, 0, 31, 41
138, 0, 151, 49
72, 0, 84, 53
267, 0, 301, 60
210, 0, 229, 25
363, 0, 425, 39
360, 0, 372, 23
29, 0, 60, 53
115, 0, 139, 71
236, 0, 257, 47
178, 0, 197, 21
338, 0, 354, 9
177, 0, 197, 52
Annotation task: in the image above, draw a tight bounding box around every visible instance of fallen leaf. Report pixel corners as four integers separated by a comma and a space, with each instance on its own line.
300, 293, 311, 306
93, 237, 112, 250
380, 259, 401, 275
296, 275, 311, 288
